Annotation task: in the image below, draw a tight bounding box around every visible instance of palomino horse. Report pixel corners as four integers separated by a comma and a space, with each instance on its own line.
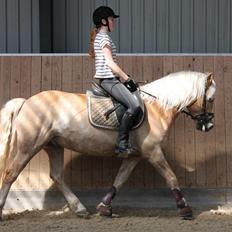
0, 71, 216, 220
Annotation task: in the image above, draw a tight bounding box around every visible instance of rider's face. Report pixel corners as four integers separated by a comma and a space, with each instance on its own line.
107, 17, 115, 32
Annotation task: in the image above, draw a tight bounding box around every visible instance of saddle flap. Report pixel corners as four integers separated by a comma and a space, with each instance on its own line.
87, 91, 145, 131
87, 91, 120, 130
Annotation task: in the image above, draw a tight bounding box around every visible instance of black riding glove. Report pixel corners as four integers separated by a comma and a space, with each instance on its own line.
124, 78, 138, 92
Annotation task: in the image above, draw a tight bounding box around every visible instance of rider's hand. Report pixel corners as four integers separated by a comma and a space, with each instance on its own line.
124, 77, 138, 92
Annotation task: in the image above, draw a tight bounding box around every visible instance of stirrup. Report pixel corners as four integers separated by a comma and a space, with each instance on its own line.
115, 144, 135, 158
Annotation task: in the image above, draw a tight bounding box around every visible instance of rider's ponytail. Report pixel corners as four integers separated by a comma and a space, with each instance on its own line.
89, 28, 97, 59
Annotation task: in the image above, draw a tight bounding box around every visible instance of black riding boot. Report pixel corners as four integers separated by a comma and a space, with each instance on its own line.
115, 111, 135, 156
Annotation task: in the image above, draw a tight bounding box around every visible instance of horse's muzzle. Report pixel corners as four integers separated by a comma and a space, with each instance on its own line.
196, 112, 214, 132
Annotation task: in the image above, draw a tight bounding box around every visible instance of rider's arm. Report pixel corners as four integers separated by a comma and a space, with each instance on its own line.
102, 45, 129, 81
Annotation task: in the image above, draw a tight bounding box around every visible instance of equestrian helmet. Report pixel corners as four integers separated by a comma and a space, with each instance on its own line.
93, 6, 119, 28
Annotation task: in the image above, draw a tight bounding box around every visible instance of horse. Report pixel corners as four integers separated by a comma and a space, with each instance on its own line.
0, 71, 216, 220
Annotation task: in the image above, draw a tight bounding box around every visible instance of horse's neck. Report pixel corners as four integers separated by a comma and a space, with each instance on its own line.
146, 101, 178, 131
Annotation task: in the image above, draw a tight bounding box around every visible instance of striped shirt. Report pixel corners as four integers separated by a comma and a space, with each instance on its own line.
94, 32, 117, 79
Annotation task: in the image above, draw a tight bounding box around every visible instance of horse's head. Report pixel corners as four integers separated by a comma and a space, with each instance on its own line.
183, 73, 216, 132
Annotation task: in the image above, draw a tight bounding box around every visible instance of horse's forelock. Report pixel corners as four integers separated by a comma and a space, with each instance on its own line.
141, 71, 207, 111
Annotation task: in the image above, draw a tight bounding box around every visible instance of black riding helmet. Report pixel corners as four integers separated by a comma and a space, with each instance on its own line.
93, 6, 119, 31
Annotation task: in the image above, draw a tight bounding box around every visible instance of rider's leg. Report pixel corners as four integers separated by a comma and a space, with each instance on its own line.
100, 78, 142, 155
115, 108, 140, 154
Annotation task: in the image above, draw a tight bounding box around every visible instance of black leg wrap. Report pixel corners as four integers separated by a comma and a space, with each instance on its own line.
102, 186, 117, 205
171, 188, 193, 219
97, 186, 117, 217
172, 188, 186, 208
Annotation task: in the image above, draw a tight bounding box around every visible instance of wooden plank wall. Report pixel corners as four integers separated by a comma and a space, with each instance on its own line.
0, 55, 231, 191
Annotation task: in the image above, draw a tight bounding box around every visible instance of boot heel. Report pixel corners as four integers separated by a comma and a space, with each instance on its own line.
115, 145, 134, 158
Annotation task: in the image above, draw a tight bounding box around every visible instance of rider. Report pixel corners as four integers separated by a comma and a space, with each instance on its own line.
89, 6, 143, 156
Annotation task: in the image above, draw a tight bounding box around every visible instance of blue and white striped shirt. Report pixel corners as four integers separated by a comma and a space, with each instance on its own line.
94, 32, 117, 79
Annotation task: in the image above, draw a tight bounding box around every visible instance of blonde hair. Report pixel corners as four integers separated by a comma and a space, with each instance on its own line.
89, 28, 97, 59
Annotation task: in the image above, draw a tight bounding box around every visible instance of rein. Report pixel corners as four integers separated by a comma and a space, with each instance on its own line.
139, 82, 212, 121
139, 89, 157, 99
137, 81, 158, 99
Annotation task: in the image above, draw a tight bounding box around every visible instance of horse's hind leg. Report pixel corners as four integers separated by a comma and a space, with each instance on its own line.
97, 157, 140, 216
147, 145, 192, 219
0, 150, 33, 220
44, 144, 88, 217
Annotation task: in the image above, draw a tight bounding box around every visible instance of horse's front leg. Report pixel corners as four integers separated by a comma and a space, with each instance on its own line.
146, 145, 193, 219
44, 144, 89, 217
97, 157, 140, 217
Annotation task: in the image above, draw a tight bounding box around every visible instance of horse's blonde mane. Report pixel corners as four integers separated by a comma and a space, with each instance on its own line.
141, 71, 207, 111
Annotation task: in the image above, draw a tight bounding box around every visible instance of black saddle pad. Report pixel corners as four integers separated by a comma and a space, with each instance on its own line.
87, 91, 144, 130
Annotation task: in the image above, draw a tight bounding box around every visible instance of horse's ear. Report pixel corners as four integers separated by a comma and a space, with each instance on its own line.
205, 72, 213, 87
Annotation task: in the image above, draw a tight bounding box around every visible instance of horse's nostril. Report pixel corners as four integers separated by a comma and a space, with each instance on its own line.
208, 97, 214, 103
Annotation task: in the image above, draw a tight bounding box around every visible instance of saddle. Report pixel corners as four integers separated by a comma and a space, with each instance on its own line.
87, 81, 145, 130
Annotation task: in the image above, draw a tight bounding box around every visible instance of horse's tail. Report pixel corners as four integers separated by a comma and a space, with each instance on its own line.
0, 98, 26, 184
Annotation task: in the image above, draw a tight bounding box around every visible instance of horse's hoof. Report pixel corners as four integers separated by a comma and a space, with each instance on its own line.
96, 202, 112, 217
180, 206, 193, 220
76, 209, 90, 219
67, 202, 89, 218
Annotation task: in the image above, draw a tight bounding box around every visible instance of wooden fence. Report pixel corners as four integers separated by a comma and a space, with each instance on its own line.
0, 55, 231, 191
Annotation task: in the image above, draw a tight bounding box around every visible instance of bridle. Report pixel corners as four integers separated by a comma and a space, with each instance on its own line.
139, 80, 215, 132
181, 82, 214, 131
